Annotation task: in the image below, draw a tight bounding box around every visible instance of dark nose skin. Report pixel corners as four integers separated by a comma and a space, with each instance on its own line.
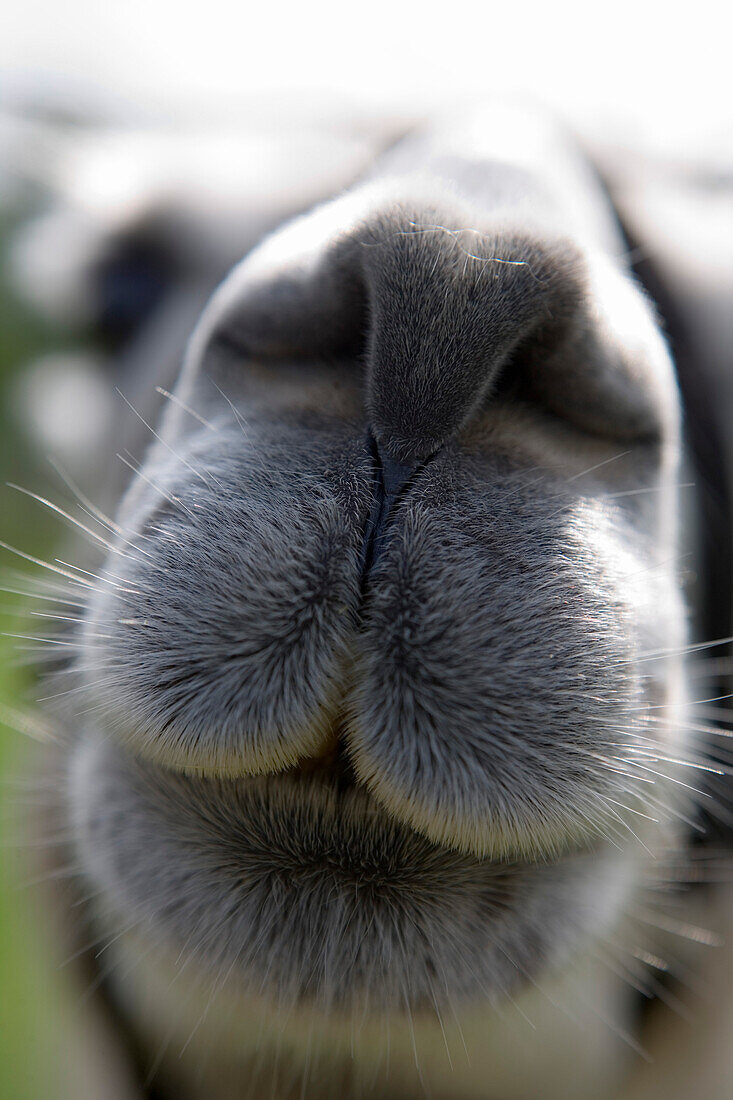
360, 432, 426, 586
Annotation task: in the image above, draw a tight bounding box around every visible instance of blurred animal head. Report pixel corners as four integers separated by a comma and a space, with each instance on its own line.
51, 105, 700, 1096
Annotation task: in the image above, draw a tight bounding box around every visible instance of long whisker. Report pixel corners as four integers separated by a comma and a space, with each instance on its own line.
47, 456, 126, 537
116, 388, 217, 490
155, 386, 219, 433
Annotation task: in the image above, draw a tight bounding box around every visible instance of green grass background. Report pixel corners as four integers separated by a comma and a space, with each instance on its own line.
0, 210, 89, 1098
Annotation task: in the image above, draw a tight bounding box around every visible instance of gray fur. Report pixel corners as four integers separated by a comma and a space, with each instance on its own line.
84, 421, 371, 774
73, 735, 624, 1011
61, 103, 691, 1097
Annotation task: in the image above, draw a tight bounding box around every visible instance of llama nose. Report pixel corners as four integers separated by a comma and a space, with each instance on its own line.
360, 432, 424, 583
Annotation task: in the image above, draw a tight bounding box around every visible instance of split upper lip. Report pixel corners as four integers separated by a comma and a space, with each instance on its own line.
359, 431, 438, 585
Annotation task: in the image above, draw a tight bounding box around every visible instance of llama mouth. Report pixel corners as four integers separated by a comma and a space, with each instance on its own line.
72, 733, 629, 1012
286, 721, 360, 790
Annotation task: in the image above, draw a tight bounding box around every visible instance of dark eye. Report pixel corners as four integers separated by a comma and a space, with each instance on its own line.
93, 233, 175, 345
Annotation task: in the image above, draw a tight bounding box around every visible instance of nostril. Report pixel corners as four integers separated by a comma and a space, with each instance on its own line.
360, 432, 434, 586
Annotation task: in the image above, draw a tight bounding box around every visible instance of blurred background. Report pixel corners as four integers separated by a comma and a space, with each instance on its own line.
0, 2, 731, 1096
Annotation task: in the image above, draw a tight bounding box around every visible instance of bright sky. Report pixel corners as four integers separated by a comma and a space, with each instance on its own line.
2, 0, 730, 154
